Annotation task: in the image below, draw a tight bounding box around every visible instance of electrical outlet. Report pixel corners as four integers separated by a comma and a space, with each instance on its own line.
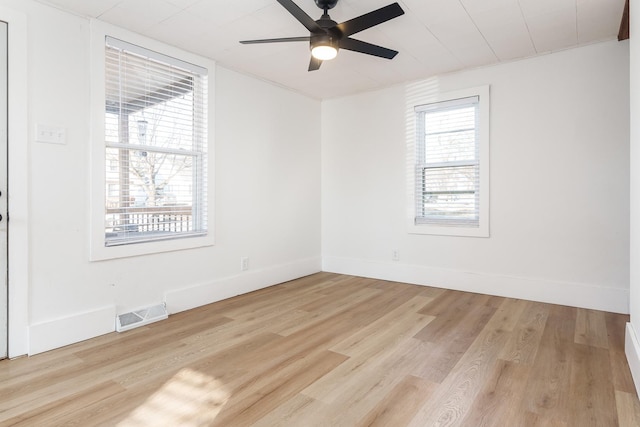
392, 249, 400, 261
241, 257, 249, 271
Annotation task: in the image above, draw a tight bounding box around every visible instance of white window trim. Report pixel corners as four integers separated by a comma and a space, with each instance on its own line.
407, 85, 490, 237
89, 20, 215, 261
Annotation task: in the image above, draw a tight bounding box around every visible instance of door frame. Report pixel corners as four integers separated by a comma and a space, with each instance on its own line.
0, 5, 28, 358
0, 20, 7, 360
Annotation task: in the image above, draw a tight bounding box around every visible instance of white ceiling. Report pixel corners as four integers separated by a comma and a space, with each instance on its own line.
36, 0, 626, 99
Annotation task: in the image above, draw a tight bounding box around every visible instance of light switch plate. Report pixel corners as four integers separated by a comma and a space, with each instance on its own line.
35, 124, 66, 145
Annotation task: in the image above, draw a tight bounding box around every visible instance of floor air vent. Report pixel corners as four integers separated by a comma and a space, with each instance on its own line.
116, 303, 168, 332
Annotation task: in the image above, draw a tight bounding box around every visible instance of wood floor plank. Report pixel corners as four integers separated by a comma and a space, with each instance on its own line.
574, 308, 609, 349
117, 368, 231, 427
302, 302, 434, 404
520, 304, 576, 423
241, 286, 419, 376
115, 332, 282, 391
356, 375, 437, 427
35, 369, 229, 426
0, 273, 638, 426
490, 298, 532, 332
569, 343, 619, 426
413, 292, 490, 343
417, 289, 476, 317
296, 277, 376, 312
301, 338, 436, 425
330, 294, 435, 357
616, 390, 640, 427
411, 296, 500, 383
461, 359, 531, 426
2, 381, 126, 426
517, 412, 568, 427
499, 301, 549, 364
271, 286, 382, 337
219, 277, 348, 321
209, 350, 348, 427
0, 353, 85, 393
365, 279, 426, 295
250, 394, 325, 427
203, 273, 349, 320
37, 333, 306, 425
417, 285, 447, 299
2, 321, 254, 422
407, 297, 514, 426
178, 303, 305, 349
1, 351, 159, 420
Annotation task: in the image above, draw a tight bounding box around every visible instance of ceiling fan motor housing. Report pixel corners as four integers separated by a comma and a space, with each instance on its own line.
315, 0, 339, 10
310, 33, 339, 50
316, 15, 338, 31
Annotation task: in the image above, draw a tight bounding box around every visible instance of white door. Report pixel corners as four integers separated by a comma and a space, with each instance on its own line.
0, 20, 7, 360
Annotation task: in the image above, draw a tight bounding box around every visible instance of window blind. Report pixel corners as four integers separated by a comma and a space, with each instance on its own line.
104, 37, 208, 246
415, 96, 480, 227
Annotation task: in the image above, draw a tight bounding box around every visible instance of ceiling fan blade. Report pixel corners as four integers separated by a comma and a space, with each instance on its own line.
240, 36, 310, 44
336, 3, 404, 37
308, 56, 323, 71
339, 37, 398, 59
277, 0, 323, 33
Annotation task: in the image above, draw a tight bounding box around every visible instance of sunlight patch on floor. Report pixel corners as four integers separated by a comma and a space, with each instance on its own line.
118, 368, 230, 426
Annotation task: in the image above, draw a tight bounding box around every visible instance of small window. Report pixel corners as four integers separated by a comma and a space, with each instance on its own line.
410, 87, 489, 237
104, 37, 208, 247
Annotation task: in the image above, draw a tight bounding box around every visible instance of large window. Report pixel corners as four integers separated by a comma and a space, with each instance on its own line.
104, 37, 208, 247
411, 87, 489, 237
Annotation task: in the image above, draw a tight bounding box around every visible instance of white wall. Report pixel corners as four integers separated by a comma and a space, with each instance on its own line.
2, 0, 321, 355
627, 0, 640, 396
322, 40, 630, 314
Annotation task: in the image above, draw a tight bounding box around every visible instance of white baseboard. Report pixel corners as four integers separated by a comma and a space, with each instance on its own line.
626, 323, 640, 397
165, 256, 322, 314
29, 305, 116, 355
322, 256, 629, 314
25, 257, 320, 355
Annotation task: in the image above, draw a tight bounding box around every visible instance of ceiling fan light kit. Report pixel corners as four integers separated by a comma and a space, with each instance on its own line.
311, 44, 338, 60
311, 34, 338, 60
240, 0, 404, 71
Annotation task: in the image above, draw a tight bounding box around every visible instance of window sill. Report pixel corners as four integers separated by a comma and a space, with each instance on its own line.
90, 232, 215, 261
407, 221, 489, 238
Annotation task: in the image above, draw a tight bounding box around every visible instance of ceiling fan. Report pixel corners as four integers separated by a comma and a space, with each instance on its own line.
239, 0, 405, 71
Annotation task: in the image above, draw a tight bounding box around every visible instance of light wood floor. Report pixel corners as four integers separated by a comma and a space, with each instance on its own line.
2, 272, 640, 426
